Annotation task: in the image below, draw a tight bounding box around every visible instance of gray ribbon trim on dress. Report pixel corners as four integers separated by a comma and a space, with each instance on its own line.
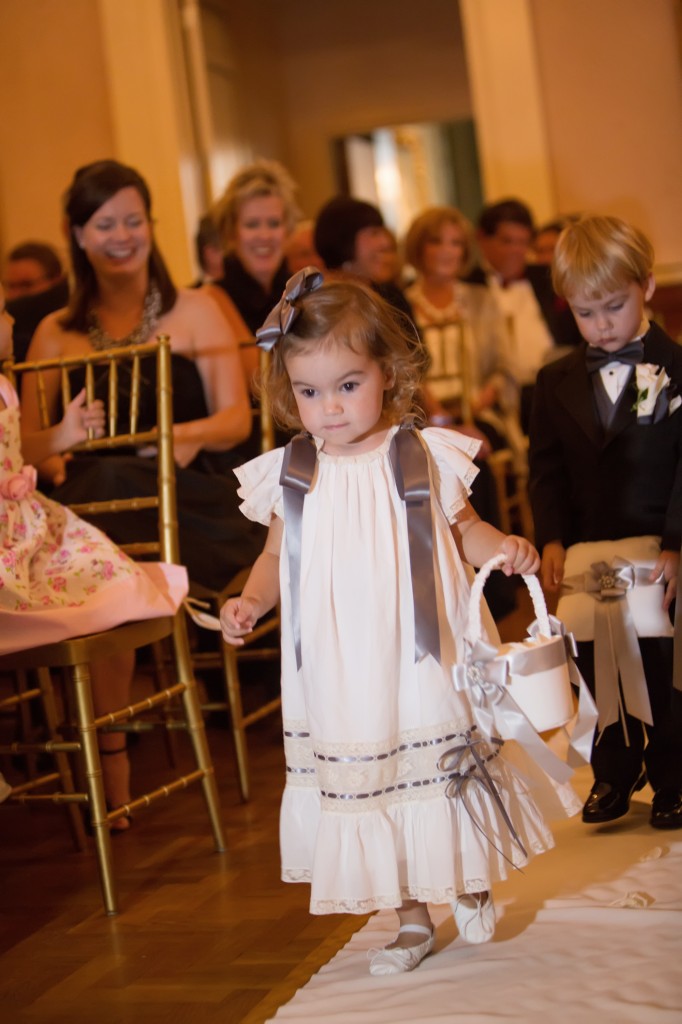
438, 731, 528, 868
453, 638, 575, 784
279, 423, 442, 672
561, 557, 655, 734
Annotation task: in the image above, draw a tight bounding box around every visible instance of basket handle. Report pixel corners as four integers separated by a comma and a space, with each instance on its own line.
468, 553, 550, 643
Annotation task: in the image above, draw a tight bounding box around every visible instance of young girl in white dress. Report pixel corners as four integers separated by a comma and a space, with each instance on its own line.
220, 270, 579, 976
0, 285, 186, 822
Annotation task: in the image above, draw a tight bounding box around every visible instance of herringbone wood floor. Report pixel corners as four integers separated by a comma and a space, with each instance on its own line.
0, 590, 533, 1024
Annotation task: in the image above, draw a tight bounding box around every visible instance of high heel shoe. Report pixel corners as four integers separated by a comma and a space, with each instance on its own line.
451, 891, 495, 943
368, 923, 435, 976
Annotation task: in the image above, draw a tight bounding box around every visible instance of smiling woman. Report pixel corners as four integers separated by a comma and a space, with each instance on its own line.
22, 160, 266, 591
207, 160, 300, 337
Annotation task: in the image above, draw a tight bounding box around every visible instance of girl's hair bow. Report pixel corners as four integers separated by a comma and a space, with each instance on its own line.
255, 266, 324, 351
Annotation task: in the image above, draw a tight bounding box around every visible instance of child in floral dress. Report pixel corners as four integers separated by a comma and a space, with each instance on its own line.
0, 285, 186, 821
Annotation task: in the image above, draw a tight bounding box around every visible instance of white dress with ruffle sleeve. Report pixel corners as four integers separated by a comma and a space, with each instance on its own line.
235, 425, 579, 915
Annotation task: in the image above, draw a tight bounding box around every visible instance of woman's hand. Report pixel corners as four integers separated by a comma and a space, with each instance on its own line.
220, 595, 261, 646
496, 534, 541, 576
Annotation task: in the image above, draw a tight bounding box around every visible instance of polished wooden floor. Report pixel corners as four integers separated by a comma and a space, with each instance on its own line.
0, 699, 369, 1024
0, 591, 532, 1023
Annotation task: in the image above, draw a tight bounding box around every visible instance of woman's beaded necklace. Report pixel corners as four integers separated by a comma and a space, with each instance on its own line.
87, 283, 162, 351
408, 280, 462, 325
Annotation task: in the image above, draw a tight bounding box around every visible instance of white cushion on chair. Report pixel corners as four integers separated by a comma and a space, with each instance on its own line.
557, 536, 674, 641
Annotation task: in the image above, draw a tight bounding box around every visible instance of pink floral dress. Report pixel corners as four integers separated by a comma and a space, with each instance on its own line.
0, 375, 187, 654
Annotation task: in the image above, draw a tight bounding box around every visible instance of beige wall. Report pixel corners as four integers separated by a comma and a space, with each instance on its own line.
271, 0, 472, 219
531, 0, 682, 276
1, 0, 681, 285
0, 0, 114, 266
0, 0, 201, 284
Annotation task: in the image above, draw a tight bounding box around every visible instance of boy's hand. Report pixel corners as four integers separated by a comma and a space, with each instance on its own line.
650, 549, 679, 611
220, 595, 260, 646
540, 541, 566, 593
496, 535, 541, 576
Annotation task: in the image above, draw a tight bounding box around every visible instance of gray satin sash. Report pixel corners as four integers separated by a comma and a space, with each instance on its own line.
279, 424, 441, 671
279, 433, 318, 670
561, 557, 655, 734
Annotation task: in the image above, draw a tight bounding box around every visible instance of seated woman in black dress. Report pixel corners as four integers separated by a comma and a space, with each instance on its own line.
22, 159, 270, 811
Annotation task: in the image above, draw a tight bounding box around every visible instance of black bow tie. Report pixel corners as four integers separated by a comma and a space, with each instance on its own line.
585, 339, 644, 374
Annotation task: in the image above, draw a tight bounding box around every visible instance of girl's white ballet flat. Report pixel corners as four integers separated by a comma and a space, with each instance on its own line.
368, 923, 435, 976
451, 891, 495, 944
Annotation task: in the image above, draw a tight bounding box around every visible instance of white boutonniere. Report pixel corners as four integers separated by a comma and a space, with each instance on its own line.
631, 363, 681, 423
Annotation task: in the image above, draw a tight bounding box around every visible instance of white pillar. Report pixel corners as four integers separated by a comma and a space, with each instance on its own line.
96, 0, 203, 283
459, 0, 555, 222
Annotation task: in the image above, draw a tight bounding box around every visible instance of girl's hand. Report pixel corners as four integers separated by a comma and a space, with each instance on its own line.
62, 389, 105, 446
220, 595, 260, 646
650, 549, 679, 611
496, 535, 541, 576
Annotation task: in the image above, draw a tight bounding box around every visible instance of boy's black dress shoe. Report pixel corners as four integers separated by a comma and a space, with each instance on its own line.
650, 790, 682, 830
582, 772, 647, 823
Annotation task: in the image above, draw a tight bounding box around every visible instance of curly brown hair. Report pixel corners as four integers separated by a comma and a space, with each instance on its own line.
261, 279, 425, 431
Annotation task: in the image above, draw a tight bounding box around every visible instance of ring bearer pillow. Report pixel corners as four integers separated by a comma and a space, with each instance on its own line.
557, 536, 674, 641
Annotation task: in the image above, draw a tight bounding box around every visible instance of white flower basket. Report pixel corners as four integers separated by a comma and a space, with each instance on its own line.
467, 554, 575, 732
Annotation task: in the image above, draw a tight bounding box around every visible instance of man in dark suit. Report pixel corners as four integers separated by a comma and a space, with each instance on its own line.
465, 199, 581, 431
529, 216, 682, 830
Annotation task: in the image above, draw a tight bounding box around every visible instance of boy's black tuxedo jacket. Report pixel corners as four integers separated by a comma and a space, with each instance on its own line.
528, 321, 682, 552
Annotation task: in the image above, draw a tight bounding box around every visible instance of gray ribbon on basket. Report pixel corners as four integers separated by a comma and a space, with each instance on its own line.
527, 615, 598, 767
561, 557, 655, 735
438, 731, 528, 867
453, 639, 574, 784
255, 266, 324, 351
279, 423, 441, 671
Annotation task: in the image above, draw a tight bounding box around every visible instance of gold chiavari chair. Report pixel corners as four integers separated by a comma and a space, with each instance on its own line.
186, 344, 281, 802
0, 336, 225, 915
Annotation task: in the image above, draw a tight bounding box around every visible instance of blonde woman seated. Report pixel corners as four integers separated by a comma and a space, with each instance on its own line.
404, 206, 525, 465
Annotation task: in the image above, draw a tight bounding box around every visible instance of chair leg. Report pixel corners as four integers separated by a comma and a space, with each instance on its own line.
36, 667, 87, 851
221, 641, 250, 802
16, 670, 38, 780
70, 662, 118, 915
171, 616, 226, 852
150, 639, 180, 768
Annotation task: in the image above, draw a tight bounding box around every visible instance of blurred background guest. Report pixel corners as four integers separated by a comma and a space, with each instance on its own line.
284, 219, 324, 276
191, 213, 225, 286
210, 159, 299, 332
314, 195, 414, 322
3, 241, 70, 363
404, 204, 520, 456
464, 198, 582, 431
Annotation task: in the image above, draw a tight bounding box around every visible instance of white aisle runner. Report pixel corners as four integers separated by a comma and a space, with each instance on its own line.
268, 768, 682, 1023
